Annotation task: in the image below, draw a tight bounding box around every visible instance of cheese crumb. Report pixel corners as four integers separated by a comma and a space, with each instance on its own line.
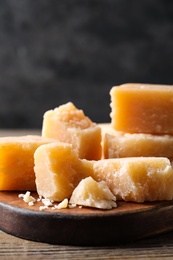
55, 198, 68, 209
37, 195, 42, 202
18, 191, 36, 206
18, 194, 24, 198
39, 205, 48, 211
68, 203, 77, 209
41, 198, 54, 207
28, 201, 35, 206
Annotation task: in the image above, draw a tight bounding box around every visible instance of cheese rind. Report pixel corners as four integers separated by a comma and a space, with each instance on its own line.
94, 157, 173, 202
0, 135, 56, 190
110, 83, 173, 134
42, 102, 102, 160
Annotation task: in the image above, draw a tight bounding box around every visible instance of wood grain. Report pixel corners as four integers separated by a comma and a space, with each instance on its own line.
1, 191, 173, 246
1, 229, 173, 259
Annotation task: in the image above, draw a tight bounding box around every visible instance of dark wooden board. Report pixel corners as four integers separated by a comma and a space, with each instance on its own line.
1, 191, 173, 246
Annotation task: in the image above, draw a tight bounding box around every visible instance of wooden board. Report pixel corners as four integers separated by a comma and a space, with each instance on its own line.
1, 191, 173, 246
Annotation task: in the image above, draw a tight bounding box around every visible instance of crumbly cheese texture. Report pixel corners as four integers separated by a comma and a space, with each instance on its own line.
69, 177, 117, 209
34, 142, 173, 203
42, 102, 102, 160
94, 157, 173, 202
103, 126, 173, 159
0, 135, 56, 191
34, 142, 94, 201
110, 83, 173, 134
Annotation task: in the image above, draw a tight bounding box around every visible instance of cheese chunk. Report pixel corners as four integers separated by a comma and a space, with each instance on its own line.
94, 157, 173, 202
34, 142, 173, 203
34, 142, 94, 201
42, 102, 101, 160
0, 135, 56, 190
69, 176, 117, 209
110, 83, 173, 134
104, 128, 173, 159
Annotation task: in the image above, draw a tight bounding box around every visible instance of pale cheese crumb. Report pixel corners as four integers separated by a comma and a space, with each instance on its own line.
39, 205, 48, 211
18, 191, 36, 206
41, 198, 54, 207
28, 201, 35, 206
18, 194, 24, 198
55, 198, 68, 209
39, 198, 68, 211
37, 195, 42, 202
68, 203, 77, 209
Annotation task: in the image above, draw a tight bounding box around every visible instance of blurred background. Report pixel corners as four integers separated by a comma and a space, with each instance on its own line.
0, 0, 173, 128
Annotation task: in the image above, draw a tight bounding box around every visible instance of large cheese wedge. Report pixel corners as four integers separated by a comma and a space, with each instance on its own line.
42, 102, 101, 160
110, 83, 173, 134
34, 142, 94, 201
34, 142, 173, 203
0, 135, 56, 190
104, 129, 173, 159
94, 157, 173, 202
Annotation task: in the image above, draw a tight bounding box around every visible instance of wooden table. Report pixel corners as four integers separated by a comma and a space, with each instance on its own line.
1, 229, 173, 259
1, 130, 173, 259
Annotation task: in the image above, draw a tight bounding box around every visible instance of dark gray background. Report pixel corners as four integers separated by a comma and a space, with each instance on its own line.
0, 0, 173, 128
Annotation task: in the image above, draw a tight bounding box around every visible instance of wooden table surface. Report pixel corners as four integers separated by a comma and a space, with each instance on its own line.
1, 229, 173, 259
1, 130, 173, 259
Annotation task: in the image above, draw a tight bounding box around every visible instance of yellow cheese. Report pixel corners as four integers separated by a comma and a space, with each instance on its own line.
34, 142, 173, 203
0, 135, 56, 190
42, 102, 102, 160
34, 142, 94, 201
103, 129, 173, 159
69, 176, 117, 209
94, 157, 173, 202
110, 83, 173, 134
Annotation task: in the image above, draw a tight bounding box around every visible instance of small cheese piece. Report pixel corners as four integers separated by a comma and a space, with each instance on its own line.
34, 142, 94, 201
56, 198, 68, 209
93, 157, 173, 202
69, 177, 117, 209
103, 127, 173, 159
18, 191, 36, 205
110, 83, 173, 134
42, 102, 102, 160
0, 135, 56, 191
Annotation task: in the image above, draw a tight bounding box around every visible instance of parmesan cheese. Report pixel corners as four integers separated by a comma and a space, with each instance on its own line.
69, 177, 117, 209
110, 84, 173, 134
18, 191, 36, 206
42, 102, 102, 160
